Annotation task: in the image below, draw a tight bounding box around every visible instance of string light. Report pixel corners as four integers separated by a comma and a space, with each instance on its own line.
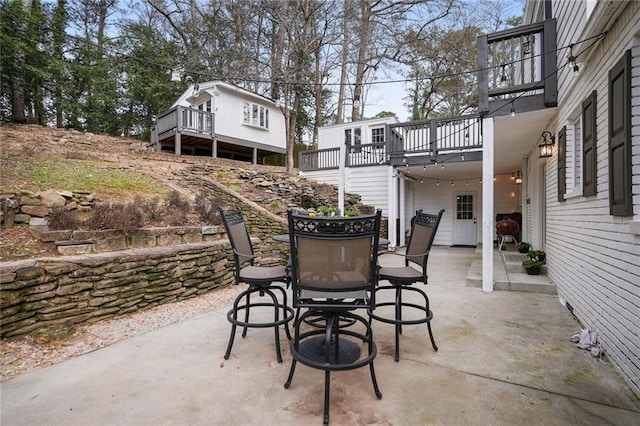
21, 8, 605, 93
567, 44, 579, 76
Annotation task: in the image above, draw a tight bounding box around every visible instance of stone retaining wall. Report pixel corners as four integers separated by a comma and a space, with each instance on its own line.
0, 193, 290, 339
1, 189, 95, 227
0, 242, 238, 339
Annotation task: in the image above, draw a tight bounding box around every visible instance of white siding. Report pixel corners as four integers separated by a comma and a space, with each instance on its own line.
299, 170, 340, 187
410, 176, 518, 246
300, 166, 390, 215
317, 117, 398, 150
544, 1, 640, 396
173, 81, 286, 152
215, 91, 286, 150
346, 166, 390, 215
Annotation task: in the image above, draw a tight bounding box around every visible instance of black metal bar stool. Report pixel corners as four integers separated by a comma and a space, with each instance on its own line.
220, 208, 294, 363
370, 209, 444, 361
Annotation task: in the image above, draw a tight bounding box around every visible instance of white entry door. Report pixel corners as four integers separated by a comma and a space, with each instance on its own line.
453, 192, 477, 246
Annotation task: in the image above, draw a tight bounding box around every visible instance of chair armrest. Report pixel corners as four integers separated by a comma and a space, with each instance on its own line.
405, 250, 431, 257
377, 251, 406, 266
232, 249, 257, 260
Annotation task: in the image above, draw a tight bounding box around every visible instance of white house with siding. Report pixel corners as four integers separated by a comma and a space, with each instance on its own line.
300, 0, 639, 396
151, 81, 286, 164
530, 0, 639, 399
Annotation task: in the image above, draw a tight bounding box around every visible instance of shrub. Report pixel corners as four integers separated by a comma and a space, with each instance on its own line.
194, 192, 223, 225
344, 208, 362, 217
137, 196, 165, 223
166, 191, 190, 212
48, 206, 81, 230
84, 201, 144, 231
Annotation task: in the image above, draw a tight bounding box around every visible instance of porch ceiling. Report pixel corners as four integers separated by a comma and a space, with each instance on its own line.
400, 108, 557, 180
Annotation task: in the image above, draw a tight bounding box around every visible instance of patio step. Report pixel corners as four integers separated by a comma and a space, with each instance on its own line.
465, 246, 556, 294
501, 252, 529, 273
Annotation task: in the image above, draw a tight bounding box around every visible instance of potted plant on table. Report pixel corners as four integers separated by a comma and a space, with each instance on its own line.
522, 257, 543, 275
516, 241, 531, 253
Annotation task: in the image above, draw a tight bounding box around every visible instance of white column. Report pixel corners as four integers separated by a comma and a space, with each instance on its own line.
338, 144, 346, 216
482, 117, 495, 293
399, 177, 406, 246
387, 167, 397, 247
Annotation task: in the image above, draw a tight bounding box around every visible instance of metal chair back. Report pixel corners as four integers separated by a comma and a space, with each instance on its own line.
405, 209, 445, 280
287, 210, 382, 309
220, 208, 255, 281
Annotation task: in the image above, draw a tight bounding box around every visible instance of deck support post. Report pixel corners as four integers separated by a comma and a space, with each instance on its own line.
482, 117, 494, 293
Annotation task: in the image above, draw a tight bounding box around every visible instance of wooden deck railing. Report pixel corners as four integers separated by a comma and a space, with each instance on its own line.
299, 115, 482, 171
347, 142, 387, 167
477, 19, 557, 115
386, 114, 482, 158
154, 106, 214, 138
299, 147, 341, 170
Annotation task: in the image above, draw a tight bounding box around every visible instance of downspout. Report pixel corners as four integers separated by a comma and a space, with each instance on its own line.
482, 117, 495, 292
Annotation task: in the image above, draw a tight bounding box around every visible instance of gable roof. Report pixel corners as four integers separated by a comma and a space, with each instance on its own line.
171, 80, 278, 108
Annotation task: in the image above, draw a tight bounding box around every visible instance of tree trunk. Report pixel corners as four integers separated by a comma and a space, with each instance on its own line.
54, 0, 66, 127
11, 0, 33, 123
336, 0, 350, 124
351, 0, 371, 122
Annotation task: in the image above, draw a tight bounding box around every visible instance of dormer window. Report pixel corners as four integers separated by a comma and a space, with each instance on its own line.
243, 103, 269, 129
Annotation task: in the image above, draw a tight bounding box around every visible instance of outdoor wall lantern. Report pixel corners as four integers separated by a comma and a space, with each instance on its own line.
538, 131, 555, 158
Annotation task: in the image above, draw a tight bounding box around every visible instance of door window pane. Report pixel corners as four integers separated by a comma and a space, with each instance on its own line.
456, 195, 473, 220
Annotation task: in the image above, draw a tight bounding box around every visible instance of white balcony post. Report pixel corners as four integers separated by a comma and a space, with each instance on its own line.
482, 117, 495, 292
338, 144, 346, 216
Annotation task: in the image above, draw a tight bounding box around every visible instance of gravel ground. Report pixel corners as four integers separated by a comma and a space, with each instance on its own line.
0, 285, 243, 382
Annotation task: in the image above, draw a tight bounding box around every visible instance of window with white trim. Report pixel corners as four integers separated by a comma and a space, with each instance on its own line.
565, 112, 582, 197
345, 127, 362, 149
243, 103, 269, 129
371, 127, 384, 144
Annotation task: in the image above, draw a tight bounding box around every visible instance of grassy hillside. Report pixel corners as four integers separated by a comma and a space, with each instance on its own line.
1, 154, 170, 201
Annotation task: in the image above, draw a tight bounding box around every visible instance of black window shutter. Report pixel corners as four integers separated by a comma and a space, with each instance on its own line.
557, 126, 566, 202
608, 50, 632, 216
582, 91, 597, 197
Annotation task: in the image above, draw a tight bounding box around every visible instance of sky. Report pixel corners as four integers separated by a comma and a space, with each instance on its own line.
365, 0, 527, 121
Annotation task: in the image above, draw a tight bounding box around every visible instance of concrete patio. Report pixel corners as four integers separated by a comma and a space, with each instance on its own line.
2, 246, 639, 425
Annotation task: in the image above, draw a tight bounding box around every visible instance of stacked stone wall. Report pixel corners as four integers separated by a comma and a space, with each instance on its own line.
0, 242, 237, 339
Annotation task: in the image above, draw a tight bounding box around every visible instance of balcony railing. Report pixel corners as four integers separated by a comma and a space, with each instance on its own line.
299, 147, 341, 171
477, 19, 557, 115
154, 106, 214, 138
386, 114, 482, 158
299, 115, 482, 171
347, 142, 387, 167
